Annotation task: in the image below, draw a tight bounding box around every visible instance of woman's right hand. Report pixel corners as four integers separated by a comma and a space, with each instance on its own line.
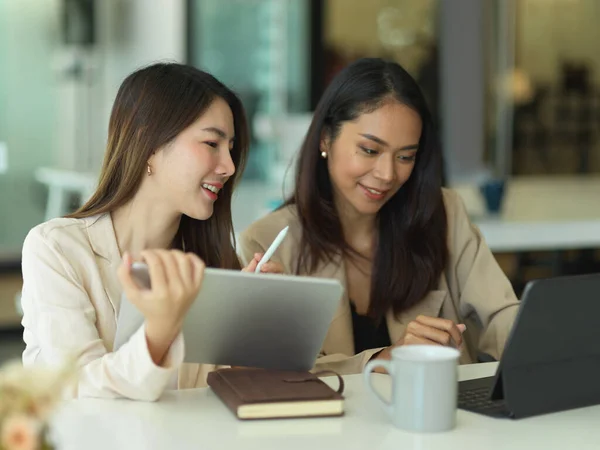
373, 315, 466, 365
399, 315, 466, 348
117, 249, 205, 365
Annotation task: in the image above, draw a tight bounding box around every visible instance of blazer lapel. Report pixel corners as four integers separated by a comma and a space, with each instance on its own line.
85, 214, 123, 322
84, 214, 203, 385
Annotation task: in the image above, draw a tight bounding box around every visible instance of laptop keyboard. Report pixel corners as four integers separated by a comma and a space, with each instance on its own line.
458, 378, 512, 417
458, 386, 503, 412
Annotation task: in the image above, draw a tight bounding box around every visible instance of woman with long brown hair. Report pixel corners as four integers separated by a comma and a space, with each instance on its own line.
240, 58, 519, 374
20, 63, 279, 400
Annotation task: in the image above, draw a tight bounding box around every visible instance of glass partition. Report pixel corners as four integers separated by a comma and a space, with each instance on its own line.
0, 0, 61, 259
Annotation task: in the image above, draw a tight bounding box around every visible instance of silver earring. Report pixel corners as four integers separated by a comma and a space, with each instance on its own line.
147, 164, 152, 176
321, 151, 327, 159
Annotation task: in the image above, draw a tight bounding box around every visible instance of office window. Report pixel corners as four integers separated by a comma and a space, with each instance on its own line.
187, 0, 310, 181
316, 0, 440, 119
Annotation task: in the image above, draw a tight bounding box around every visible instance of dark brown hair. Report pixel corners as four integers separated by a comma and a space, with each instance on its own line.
68, 63, 248, 270
287, 58, 448, 319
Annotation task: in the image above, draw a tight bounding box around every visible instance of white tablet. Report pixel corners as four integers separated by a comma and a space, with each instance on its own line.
114, 263, 344, 371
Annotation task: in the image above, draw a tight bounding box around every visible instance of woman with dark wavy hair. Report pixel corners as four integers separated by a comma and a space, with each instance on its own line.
241, 58, 518, 374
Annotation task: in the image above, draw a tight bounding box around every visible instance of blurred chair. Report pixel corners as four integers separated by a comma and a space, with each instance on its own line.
35, 167, 96, 221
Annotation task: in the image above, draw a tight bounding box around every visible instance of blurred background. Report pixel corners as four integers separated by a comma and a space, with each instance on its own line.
2, 0, 600, 361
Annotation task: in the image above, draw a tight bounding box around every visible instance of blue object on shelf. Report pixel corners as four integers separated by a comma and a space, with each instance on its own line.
479, 179, 505, 214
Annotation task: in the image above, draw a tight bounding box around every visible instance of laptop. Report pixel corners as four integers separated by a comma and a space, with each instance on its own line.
114, 263, 343, 371
458, 273, 600, 419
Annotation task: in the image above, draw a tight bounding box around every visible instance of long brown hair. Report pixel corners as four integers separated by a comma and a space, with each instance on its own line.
68, 63, 248, 269
286, 58, 448, 320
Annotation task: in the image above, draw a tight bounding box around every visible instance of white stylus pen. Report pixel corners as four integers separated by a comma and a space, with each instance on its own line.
255, 226, 289, 273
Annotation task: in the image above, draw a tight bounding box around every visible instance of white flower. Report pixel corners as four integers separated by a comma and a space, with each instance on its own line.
0, 359, 77, 421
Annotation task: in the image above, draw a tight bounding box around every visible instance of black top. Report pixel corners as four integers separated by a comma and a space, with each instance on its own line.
350, 301, 392, 354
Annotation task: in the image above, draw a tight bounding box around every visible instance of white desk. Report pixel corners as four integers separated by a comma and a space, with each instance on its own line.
50, 362, 597, 450
232, 176, 600, 254
453, 176, 600, 252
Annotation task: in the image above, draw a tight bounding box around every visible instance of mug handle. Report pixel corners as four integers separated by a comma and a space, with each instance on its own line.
363, 360, 393, 417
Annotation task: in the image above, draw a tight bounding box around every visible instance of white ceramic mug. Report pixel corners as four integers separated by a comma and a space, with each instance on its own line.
364, 345, 460, 433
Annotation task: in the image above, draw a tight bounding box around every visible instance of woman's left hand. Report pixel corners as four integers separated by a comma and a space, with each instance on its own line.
242, 253, 284, 274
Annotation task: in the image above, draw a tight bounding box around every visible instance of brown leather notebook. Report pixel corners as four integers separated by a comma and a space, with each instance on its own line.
207, 368, 345, 420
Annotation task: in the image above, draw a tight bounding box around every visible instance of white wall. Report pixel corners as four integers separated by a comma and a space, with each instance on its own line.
99, 0, 186, 120
439, 0, 486, 182
59, 0, 187, 173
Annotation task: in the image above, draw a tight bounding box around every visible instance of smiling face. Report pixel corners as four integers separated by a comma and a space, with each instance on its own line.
148, 97, 236, 220
324, 101, 422, 219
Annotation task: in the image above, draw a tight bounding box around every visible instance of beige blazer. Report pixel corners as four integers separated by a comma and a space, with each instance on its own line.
21, 214, 217, 400
239, 188, 519, 374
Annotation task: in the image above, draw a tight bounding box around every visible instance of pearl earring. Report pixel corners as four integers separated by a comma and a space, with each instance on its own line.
147, 164, 152, 176
321, 151, 327, 159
